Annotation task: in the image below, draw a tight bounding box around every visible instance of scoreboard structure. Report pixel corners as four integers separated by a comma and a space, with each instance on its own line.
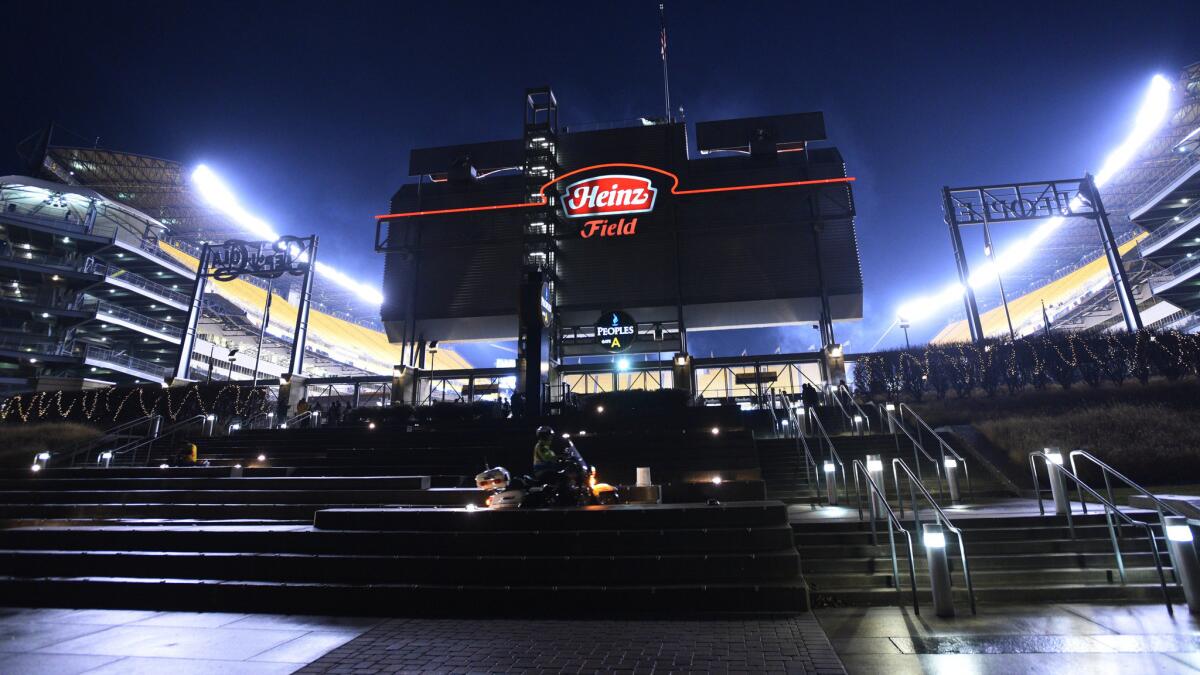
376, 88, 862, 412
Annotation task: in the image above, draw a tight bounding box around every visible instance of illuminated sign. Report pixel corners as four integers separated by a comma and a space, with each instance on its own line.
561, 174, 658, 219
596, 310, 637, 353
206, 236, 315, 282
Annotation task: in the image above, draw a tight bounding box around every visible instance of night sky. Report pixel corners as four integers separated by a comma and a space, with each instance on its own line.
4, 1, 1198, 360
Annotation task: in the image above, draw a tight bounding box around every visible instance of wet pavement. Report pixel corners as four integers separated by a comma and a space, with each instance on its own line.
0, 607, 379, 674
819, 602, 1200, 674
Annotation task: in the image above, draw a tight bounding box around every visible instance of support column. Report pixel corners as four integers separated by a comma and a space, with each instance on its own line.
1084, 173, 1142, 332
943, 187, 984, 343
516, 269, 550, 418
174, 244, 209, 380
672, 353, 694, 399
276, 374, 307, 423
287, 237, 318, 375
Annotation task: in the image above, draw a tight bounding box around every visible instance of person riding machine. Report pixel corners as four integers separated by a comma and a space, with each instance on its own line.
475, 426, 618, 509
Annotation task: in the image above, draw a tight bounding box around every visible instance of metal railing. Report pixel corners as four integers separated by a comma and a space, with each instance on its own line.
1139, 200, 1200, 253
91, 263, 190, 305
837, 383, 872, 434
809, 408, 845, 503
279, 409, 314, 429
62, 415, 157, 467
852, 459, 921, 613
897, 403, 972, 499
1134, 145, 1200, 216
83, 345, 171, 380
1150, 253, 1200, 291
770, 388, 822, 505
107, 414, 207, 466
1029, 450, 1174, 614
887, 411, 945, 499
93, 300, 183, 338
891, 458, 977, 614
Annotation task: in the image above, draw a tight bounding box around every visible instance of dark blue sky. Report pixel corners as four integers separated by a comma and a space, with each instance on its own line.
4, 1, 1198, 357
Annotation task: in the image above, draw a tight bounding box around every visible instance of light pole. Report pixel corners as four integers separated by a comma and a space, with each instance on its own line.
899, 317, 911, 350
226, 348, 239, 381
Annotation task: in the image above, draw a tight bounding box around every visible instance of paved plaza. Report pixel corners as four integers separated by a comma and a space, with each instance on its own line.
6, 602, 1200, 673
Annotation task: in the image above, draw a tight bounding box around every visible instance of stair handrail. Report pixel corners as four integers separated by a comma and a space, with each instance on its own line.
63, 415, 156, 467
1068, 450, 1186, 521
1029, 450, 1174, 615
826, 385, 856, 432
851, 459, 921, 613
836, 383, 872, 434
809, 408, 845, 501
107, 414, 207, 465
887, 411, 946, 500
897, 403, 973, 499
243, 410, 274, 429
280, 409, 312, 428
774, 389, 822, 503
890, 457, 977, 615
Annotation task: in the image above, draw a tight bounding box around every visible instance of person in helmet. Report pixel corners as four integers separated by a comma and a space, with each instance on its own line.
532, 425, 558, 475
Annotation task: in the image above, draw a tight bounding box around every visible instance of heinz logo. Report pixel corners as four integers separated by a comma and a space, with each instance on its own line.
561, 174, 658, 219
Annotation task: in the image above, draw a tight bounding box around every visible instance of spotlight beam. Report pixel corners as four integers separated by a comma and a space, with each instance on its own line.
894, 74, 1173, 329
191, 165, 385, 305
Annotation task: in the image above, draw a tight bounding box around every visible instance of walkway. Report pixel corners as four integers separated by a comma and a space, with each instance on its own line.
821, 602, 1200, 674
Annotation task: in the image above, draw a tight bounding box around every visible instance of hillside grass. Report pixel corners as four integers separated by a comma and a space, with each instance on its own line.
0, 422, 101, 467
911, 380, 1200, 486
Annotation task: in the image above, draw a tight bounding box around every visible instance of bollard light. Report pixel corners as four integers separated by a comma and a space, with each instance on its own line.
885, 403, 895, 412
36, 452, 50, 461
561, 433, 570, 439
1164, 515, 1200, 613
465, 503, 478, 512
578, 430, 587, 436
231, 423, 241, 432
368, 422, 376, 430
30, 464, 41, 472
257, 454, 266, 462
824, 462, 835, 473
1043, 448, 1070, 516
924, 523, 955, 618
924, 529, 946, 548
596, 406, 605, 414
1167, 523, 1194, 543
944, 458, 958, 469
1044, 449, 1064, 465
824, 461, 838, 505
853, 415, 863, 425
867, 458, 883, 473
712, 476, 723, 485
279, 423, 287, 429
159, 463, 169, 469
711, 427, 720, 435
205, 414, 216, 421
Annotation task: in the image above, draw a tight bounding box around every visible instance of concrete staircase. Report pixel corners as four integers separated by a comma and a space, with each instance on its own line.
797, 511, 1181, 607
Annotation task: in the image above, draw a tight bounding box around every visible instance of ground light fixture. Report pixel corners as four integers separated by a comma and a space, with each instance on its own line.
30, 464, 41, 472
159, 463, 169, 469
596, 406, 605, 414
368, 422, 376, 430
1163, 515, 1200, 613
712, 476, 722, 485
824, 462, 839, 505
923, 522, 955, 617
257, 454, 267, 462
1042, 448, 1070, 516
710, 427, 720, 435
465, 503, 478, 512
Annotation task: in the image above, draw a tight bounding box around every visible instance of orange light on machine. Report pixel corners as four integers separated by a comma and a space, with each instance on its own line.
376, 162, 856, 221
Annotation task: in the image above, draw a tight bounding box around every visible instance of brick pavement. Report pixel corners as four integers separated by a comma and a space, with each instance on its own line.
296, 614, 846, 674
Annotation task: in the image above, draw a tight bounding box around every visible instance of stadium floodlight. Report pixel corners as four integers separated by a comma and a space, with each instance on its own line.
895, 74, 1173, 327
191, 165, 385, 305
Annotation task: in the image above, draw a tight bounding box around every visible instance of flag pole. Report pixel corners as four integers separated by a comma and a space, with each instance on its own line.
660, 3, 671, 122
